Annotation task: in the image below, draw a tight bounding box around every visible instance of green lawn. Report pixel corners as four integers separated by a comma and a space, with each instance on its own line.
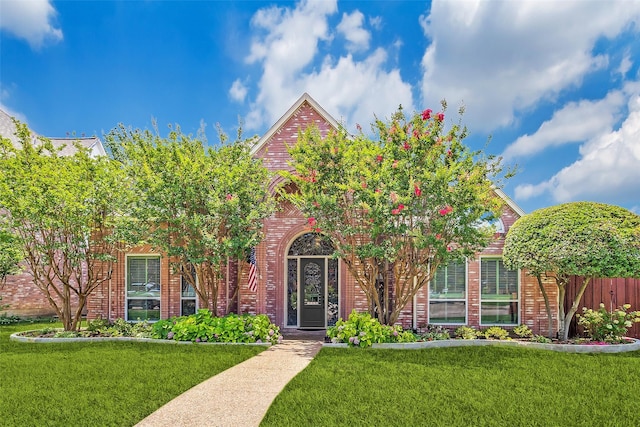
262, 346, 640, 427
0, 322, 264, 426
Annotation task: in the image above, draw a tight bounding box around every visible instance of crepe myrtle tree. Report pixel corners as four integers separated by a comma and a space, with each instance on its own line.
503, 202, 640, 341
0, 121, 133, 330
283, 103, 507, 325
105, 123, 274, 316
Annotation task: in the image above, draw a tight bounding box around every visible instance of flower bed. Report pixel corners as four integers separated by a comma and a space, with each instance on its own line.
11, 311, 283, 345
326, 309, 640, 353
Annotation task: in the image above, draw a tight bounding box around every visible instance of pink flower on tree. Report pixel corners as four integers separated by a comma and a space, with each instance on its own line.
403, 141, 411, 150
392, 160, 399, 168
414, 185, 422, 197
422, 109, 432, 120
308, 217, 317, 227
436, 112, 445, 122
225, 193, 233, 201
376, 154, 383, 163
439, 205, 453, 216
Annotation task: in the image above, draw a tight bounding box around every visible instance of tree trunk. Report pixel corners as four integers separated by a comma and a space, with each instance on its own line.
561, 277, 591, 341
536, 274, 554, 338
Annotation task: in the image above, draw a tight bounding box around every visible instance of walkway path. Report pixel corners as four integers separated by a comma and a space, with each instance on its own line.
136, 333, 324, 427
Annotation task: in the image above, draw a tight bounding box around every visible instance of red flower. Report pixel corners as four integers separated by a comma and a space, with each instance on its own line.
392, 208, 400, 215
308, 217, 317, 227
403, 141, 411, 150
398, 204, 405, 211
375, 188, 381, 193
436, 234, 442, 240
422, 109, 432, 120
447, 149, 452, 157
225, 193, 233, 201
439, 205, 453, 216
392, 160, 399, 168
413, 130, 420, 139
314, 228, 322, 233
436, 112, 445, 122
361, 182, 367, 189
376, 155, 383, 163
414, 185, 421, 197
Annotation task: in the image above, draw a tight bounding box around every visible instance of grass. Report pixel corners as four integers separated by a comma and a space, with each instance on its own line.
0, 322, 264, 426
262, 346, 640, 427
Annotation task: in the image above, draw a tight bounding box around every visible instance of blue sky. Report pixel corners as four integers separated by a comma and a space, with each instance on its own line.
1, 0, 639, 214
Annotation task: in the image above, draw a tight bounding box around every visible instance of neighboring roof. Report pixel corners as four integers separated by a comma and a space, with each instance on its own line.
0, 108, 106, 157
250, 92, 342, 156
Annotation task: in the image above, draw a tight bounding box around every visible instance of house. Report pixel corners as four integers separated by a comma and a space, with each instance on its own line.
85, 93, 559, 335
0, 108, 106, 317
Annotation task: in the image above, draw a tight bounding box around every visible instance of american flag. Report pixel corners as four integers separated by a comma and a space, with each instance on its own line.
247, 247, 257, 292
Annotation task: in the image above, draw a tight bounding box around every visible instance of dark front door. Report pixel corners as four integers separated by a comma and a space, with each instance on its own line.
300, 258, 325, 328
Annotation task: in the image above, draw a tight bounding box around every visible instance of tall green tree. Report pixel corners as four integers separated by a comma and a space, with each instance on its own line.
284, 104, 507, 325
0, 121, 133, 330
105, 124, 274, 316
503, 202, 640, 341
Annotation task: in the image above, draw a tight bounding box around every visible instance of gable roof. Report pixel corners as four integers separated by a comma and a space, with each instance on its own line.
0, 108, 106, 157
250, 92, 342, 156
494, 187, 526, 217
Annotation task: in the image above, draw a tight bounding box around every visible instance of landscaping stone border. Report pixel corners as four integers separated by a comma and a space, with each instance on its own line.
10, 332, 272, 346
324, 338, 640, 353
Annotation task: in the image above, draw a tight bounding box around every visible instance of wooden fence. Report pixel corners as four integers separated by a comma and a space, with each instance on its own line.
566, 277, 640, 339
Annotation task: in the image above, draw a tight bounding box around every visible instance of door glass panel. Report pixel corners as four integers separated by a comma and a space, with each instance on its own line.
327, 259, 338, 326
287, 259, 297, 326
303, 261, 322, 306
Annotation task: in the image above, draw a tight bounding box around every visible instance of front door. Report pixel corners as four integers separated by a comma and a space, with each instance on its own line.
300, 258, 325, 328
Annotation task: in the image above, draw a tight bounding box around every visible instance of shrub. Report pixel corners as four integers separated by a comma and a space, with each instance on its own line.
420, 324, 450, 341
454, 326, 479, 340
151, 310, 282, 345
513, 324, 534, 338
532, 335, 552, 343
577, 304, 640, 343
326, 310, 416, 347
481, 326, 509, 340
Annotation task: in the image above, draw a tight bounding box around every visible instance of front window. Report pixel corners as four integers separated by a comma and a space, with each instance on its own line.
429, 261, 466, 324
126, 257, 160, 321
480, 258, 519, 325
180, 269, 197, 316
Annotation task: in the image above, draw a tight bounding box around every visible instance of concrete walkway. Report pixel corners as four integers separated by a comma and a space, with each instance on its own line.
136, 336, 323, 427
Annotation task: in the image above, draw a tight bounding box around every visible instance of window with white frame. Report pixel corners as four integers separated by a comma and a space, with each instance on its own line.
429, 260, 466, 324
126, 256, 160, 321
180, 267, 197, 316
480, 258, 519, 325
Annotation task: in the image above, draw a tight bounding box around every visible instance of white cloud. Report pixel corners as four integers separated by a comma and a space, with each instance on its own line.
229, 79, 248, 103
337, 10, 370, 52
515, 88, 640, 206
618, 53, 632, 77
419, 0, 640, 132
502, 91, 625, 159
0, 0, 63, 49
243, 0, 413, 131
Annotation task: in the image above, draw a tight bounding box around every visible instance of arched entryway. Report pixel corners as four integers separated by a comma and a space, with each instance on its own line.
285, 233, 339, 329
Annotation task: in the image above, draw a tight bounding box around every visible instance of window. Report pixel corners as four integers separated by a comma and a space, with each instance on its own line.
126, 257, 160, 321
180, 271, 197, 316
480, 258, 518, 325
429, 261, 466, 324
